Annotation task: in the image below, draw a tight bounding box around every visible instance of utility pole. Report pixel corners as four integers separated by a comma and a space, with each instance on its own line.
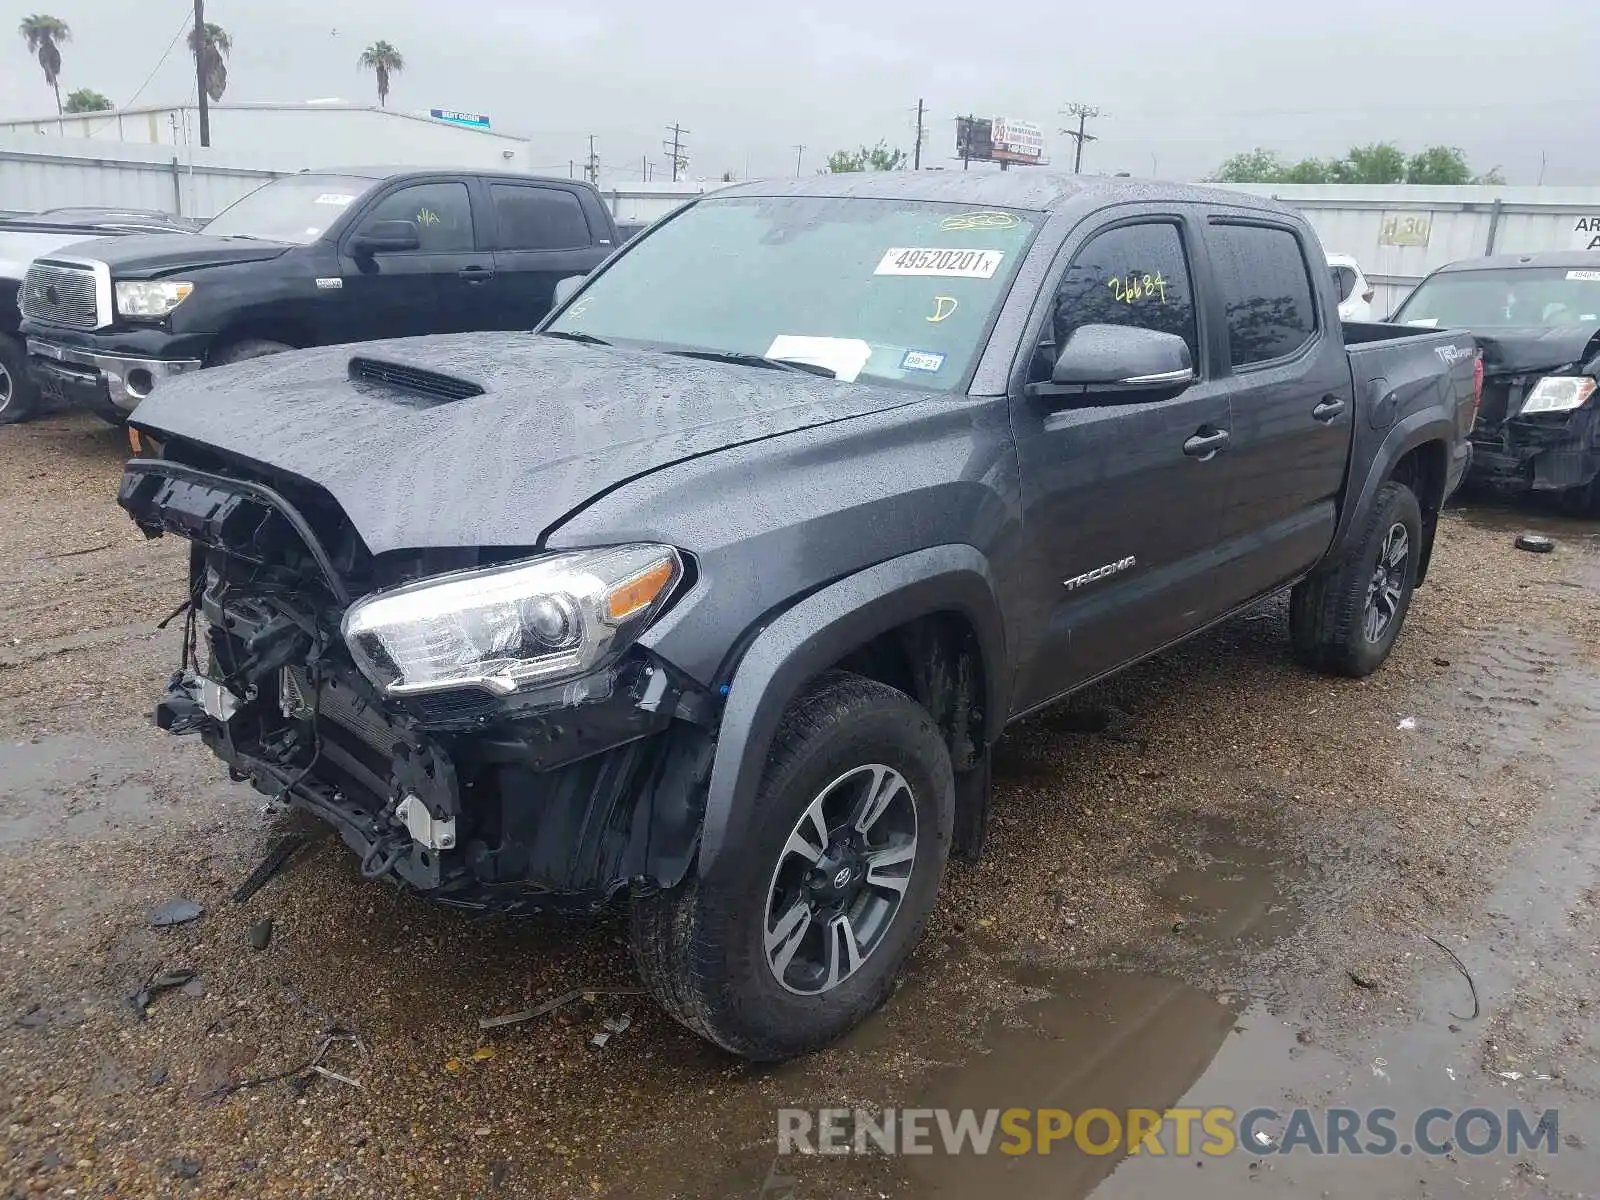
1061, 103, 1101, 174
793, 144, 804, 177
192, 0, 210, 147
912, 98, 925, 170
663, 124, 688, 183
585, 134, 599, 185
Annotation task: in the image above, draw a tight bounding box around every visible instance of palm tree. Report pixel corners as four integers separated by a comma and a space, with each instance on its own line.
18, 14, 70, 115
187, 22, 231, 103
358, 41, 403, 108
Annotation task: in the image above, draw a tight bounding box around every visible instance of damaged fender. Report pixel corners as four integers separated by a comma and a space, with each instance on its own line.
697, 544, 1008, 880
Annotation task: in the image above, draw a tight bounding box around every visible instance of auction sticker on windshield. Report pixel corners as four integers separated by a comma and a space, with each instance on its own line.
876, 248, 1004, 278
315, 194, 357, 206
1566, 270, 1600, 282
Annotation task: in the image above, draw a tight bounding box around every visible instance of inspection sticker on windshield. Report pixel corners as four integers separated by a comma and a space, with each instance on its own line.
314, 193, 356, 206
1566, 270, 1600, 282
875, 247, 1004, 278
900, 349, 946, 373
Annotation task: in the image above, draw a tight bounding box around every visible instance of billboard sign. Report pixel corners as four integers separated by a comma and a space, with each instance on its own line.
430, 108, 491, 130
955, 116, 993, 163
990, 117, 1045, 164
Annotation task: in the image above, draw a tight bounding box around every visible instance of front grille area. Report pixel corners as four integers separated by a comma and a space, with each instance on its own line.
20, 261, 100, 329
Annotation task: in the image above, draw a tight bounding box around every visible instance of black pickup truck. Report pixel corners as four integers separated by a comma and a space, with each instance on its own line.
2, 208, 198, 424
19, 168, 618, 424
117, 174, 1476, 1060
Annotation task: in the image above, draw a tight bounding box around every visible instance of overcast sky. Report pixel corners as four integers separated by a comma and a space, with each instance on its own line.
5, 0, 1596, 185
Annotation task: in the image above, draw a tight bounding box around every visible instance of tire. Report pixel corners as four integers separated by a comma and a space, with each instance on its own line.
1289, 480, 1423, 677
210, 338, 293, 366
0, 333, 39, 426
630, 671, 954, 1060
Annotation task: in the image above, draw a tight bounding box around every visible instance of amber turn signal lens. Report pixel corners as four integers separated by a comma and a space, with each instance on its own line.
127, 427, 143, 454
604, 558, 676, 622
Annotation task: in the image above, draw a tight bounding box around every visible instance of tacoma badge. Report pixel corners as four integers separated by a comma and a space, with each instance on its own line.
1063, 555, 1136, 591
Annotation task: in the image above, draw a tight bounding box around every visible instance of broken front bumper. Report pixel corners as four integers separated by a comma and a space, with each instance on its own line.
121, 458, 715, 912
1467, 394, 1600, 495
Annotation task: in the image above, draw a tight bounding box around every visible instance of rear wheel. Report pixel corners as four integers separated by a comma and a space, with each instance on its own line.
0, 334, 39, 425
1290, 480, 1422, 677
210, 338, 293, 366
630, 672, 953, 1060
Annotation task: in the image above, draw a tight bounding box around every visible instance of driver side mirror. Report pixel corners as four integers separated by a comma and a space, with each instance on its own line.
351, 219, 421, 255
553, 275, 585, 306
1027, 324, 1195, 402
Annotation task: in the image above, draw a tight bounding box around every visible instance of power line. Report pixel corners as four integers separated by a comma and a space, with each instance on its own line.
1061, 102, 1102, 174
123, 4, 193, 109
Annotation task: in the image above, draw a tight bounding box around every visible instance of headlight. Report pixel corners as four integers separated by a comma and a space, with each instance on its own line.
115, 280, 194, 319
343, 544, 683, 696
1521, 375, 1596, 415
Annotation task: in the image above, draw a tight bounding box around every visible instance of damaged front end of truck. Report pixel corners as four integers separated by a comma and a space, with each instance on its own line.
118, 457, 717, 913
1466, 330, 1600, 508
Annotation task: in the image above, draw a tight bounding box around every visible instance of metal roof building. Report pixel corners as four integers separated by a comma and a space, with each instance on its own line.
0, 101, 534, 173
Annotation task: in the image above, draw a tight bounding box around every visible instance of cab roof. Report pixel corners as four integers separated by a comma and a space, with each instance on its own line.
1437, 251, 1600, 273
715, 171, 1294, 217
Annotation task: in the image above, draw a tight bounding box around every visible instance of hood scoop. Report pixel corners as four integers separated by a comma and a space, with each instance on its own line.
347, 355, 486, 406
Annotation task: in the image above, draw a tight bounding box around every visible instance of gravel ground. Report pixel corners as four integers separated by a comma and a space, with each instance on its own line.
1, 411, 1597, 1199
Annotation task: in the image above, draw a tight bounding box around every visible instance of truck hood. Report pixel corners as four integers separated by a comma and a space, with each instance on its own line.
131, 332, 929, 555
54, 233, 292, 277
1475, 324, 1600, 376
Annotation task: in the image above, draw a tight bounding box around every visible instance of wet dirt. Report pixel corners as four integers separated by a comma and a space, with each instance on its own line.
1, 414, 1597, 1200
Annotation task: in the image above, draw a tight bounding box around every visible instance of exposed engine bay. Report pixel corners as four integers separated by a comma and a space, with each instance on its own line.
118, 456, 716, 913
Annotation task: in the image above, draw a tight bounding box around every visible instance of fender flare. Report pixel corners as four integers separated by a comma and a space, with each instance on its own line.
696, 544, 1008, 879
1331, 411, 1456, 557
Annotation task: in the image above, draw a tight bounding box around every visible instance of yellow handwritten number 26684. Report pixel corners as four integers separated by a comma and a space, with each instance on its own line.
1107, 272, 1168, 304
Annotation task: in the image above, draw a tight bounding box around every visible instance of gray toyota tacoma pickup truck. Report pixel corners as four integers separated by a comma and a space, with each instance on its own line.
116, 174, 1476, 1060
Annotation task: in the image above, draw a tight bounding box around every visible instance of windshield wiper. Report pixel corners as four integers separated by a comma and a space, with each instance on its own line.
542, 329, 612, 347
664, 349, 836, 378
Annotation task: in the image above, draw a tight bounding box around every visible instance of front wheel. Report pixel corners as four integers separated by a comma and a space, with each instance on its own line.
630, 672, 953, 1060
0, 334, 39, 425
1289, 480, 1423, 677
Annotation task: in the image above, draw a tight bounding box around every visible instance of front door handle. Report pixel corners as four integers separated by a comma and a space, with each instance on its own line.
1183, 428, 1230, 459
458, 265, 495, 284
1313, 395, 1347, 422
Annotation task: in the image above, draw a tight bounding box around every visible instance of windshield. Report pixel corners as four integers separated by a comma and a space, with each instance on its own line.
203, 175, 376, 244
545, 195, 1040, 391
1395, 266, 1600, 329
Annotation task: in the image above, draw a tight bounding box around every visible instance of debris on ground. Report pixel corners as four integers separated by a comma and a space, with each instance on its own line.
592, 1013, 633, 1048
1396, 717, 1418, 731
127, 969, 198, 1019
167, 1157, 202, 1180
477, 986, 646, 1031
1424, 934, 1481, 1021
1514, 534, 1555, 554
1347, 969, 1379, 989
148, 899, 204, 927
207, 1029, 367, 1100
247, 918, 274, 951
232, 831, 320, 904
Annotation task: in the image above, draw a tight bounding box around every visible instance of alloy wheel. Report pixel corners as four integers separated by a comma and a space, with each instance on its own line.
763, 764, 919, 996
1363, 522, 1409, 643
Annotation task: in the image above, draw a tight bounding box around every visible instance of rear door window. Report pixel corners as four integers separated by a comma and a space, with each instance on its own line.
491, 185, 593, 251
1209, 223, 1319, 368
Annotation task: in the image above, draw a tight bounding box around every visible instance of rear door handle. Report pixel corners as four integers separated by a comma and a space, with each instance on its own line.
1313, 395, 1347, 422
458, 265, 495, 284
1183, 428, 1230, 459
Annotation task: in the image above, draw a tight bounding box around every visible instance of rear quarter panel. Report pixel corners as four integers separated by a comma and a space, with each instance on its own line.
1330, 327, 1477, 552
